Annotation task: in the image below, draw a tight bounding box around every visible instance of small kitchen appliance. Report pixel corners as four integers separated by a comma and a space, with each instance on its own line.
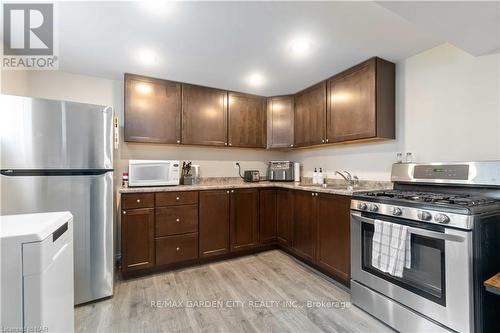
243, 170, 260, 182
350, 161, 500, 333
268, 161, 295, 181
129, 160, 180, 186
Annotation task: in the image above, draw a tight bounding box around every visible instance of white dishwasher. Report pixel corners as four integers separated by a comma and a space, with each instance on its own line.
1, 212, 74, 333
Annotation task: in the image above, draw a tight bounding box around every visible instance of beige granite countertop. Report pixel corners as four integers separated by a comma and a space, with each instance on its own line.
119, 178, 392, 196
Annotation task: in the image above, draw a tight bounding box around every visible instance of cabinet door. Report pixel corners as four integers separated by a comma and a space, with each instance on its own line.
294, 82, 326, 147
199, 190, 230, 258
317, 194, 351, 285
228, 93, 266, 148
292, 191, 317, 261
276, 189, 293, 245
327, 59, 376, 142
230, 189, 259, 252
267, 96, 294, 148
182, 84, 228, 146
259, 189, 277, 244
121, 208, 155, 272
124, 74, 181, 143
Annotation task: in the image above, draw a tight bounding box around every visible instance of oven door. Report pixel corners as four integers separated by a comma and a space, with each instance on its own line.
351, 211, 474, 333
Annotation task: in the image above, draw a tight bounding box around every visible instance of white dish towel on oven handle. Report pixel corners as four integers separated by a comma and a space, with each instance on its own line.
371, 220, 411, 278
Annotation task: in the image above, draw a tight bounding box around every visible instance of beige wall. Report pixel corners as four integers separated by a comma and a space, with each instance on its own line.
288, 44, 500, 180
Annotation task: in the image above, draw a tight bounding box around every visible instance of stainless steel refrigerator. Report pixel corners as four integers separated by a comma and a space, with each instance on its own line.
0, 94, 114, 304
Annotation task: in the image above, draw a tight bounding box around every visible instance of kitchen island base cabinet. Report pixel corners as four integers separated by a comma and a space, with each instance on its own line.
292, 191, 317, 262
231, 189, 259, 252
199, 190, 231, 258
121, 208, 155, 272
317, 194, 351, 286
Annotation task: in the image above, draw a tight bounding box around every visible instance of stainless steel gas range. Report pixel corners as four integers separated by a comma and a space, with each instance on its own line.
350, 161, 500, 333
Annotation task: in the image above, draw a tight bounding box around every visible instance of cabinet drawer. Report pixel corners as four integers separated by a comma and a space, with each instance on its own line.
155, 233, 199, 265
156, 205, 198, 236
122, 193, 154, 209
156, 191, 198, 206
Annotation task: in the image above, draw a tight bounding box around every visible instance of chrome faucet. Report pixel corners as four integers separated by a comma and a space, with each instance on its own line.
335, 170, 359, 190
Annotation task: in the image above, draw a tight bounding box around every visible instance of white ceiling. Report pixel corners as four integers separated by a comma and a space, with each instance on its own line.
55, 1, 497, 96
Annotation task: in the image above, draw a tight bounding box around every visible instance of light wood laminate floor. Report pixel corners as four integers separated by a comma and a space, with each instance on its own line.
76, 250, 393, 333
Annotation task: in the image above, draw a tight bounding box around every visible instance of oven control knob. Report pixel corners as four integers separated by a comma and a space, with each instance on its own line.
434, 213, 450, 224
417, 211, 432, 221
392, 207, 402, 216
368, 204, 379, 212
357, 202, 368, 210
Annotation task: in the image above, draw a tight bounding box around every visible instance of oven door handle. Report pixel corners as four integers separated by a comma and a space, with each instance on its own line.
350, 212, 465, 243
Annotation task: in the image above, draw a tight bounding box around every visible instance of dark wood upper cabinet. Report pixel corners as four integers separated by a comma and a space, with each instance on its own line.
294, 82, 327, 147
199, 190, 230, 258
124, 74, 182, 144
267, 96, 294, 148
230, 189, 259, 252
327, 57, 395, 143
121, 207, 155, 272
292, 190, 317, 262
276, 189, 293, 245
259, 189, 277, 244
182, 84, 228, 146
316, 194, 351, 286
228, 92, 266, 148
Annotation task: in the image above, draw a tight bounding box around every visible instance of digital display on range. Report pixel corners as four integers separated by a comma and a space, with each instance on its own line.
414, 165, 469, 180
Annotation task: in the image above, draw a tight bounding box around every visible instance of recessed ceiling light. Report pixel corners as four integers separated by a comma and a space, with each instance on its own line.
136, 49, 158, 66
247, 73, 265, 87
289, 38, 311, 58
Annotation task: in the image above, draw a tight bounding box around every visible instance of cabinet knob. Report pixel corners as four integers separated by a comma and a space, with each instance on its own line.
123, 211, 127, 215
224, 143, 228, 146
311, 193, 314, 196
176, 197, 180, 201
136, 199, 141, 203
176, 247, 180, 252
231, 190, 234, 193
176, 140, 180, 144
322, 139, 325, 143
290, 144, 294, 147
326, 139, 329, 143
226, 190, 230, 194
176, 218, 180, 222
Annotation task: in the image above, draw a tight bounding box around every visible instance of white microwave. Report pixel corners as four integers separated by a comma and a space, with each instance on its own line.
128, 160, 180, 187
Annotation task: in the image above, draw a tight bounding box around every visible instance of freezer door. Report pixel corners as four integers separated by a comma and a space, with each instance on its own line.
1, 172, 113, 304
0, 94, 112, 170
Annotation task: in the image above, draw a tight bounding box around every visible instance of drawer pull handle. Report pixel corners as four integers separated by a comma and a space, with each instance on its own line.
176, 197, 180, 201
136, 199, 141, 203
176, 218, 180, 222
123, 211, 127, 215
176, 247, 180, 251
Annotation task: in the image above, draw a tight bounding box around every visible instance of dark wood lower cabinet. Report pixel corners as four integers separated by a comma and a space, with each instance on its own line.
230, 189, 259, 252
259, 189, 277, 244
121, 188, 351, 288
317, 194, 351, 285
121, 208, 155, 272
292, 191, 317, 262
276, 189, 292, 245
199, 190, 231, 258
155, 233, 198, 266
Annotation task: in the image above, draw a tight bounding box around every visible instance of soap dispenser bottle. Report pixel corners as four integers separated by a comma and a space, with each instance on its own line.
313, 168, 318, 185
318, 168, 324, 185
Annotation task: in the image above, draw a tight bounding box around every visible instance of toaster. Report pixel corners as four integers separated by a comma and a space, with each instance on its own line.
268, 161, 295, 181
243, 170, 260, 182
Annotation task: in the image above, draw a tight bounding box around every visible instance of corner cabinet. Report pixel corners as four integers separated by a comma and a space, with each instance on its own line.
292, 190, 318, 262
327, 57, 395, 143
228, 92, 267, 148
294, 82, 327, 147
267, 96, 294, 148
182, 84, 228, 146
124, 74, 181, 144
